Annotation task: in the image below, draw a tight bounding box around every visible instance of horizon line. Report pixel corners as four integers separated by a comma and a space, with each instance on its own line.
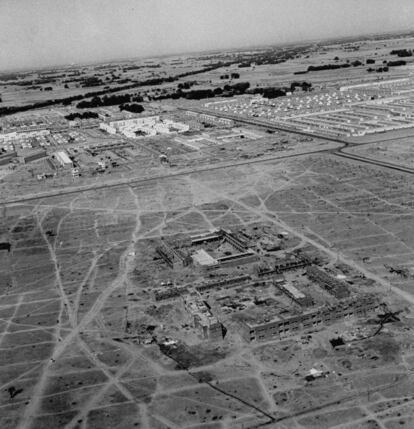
1, 27, 414, 74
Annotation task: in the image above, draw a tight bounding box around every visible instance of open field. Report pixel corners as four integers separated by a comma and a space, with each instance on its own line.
3, 31, 414, 429
1, 151, 414, 428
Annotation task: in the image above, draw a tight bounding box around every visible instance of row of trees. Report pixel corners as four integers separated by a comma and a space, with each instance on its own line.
76, 94, 131, 108
0, 60, 238, 117
388, 60, 407, 67
119, 103, 145, 113
151, 82, 251, 101
367, 67, 389, 73
177, 81, 196, 90
390, 49, 413, 57
220, 73, 240, 79
307, 63, 352, 72
64, 111, 99, 121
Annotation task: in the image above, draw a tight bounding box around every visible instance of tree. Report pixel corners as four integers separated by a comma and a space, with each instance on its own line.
119, 103, 145, 113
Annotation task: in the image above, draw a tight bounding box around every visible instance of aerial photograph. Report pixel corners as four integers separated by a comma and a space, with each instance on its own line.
2, 0, 414, 427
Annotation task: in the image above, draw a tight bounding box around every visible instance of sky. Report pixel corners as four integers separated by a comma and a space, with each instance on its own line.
1, 0, 414, 71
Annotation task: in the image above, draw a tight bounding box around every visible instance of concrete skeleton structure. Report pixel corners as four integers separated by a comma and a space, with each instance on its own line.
153, 224, 384, 346
184, 296, 223, 340
86, 141, 134, 155
242, 294, 379, 342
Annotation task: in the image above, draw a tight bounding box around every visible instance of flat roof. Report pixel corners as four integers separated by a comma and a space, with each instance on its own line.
192, 249, 217, 266
244, 314, 282, 328
55, 150, 72, 164
282, 283, 306, 300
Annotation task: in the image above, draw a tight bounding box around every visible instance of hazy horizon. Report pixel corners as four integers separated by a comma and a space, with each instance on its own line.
1, 0, 414, 72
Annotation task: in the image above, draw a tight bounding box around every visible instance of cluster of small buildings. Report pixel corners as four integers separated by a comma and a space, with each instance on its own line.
199, 78, 414, 138
185, 110, 234, 127
174, 127, 262, 151
0, 125, 85, 169
279, 97, 414, 137
0, 129, 51, 158
99, 116, 189, 138
203, 91, 368, 122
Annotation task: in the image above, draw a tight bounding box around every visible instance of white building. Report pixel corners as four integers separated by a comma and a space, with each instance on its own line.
0, 129, 50, 142
54, 151, 73, 168
99, 116, 189, 139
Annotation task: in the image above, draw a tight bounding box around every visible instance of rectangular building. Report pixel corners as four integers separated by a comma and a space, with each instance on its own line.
241, 294, 378, 342
22, 149, 47, 164
54, 151, 73, 168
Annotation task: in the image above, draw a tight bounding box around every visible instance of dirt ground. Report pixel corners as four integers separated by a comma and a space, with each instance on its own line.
2, 34, 414, 429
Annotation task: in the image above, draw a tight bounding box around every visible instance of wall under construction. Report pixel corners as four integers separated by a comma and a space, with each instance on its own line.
306, 266, 350, 299
242, 294, 379, 342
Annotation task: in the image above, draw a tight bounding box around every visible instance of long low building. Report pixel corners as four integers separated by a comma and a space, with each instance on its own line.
0, 151, 17, 165
242, 294, 379, 342
306, 266, 350, 299
22, 149, 47, 164
54, 150, 73, 168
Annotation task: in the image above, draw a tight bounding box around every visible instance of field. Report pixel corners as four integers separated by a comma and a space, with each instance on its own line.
1, 150, 414, 428
2, 32, 414, 429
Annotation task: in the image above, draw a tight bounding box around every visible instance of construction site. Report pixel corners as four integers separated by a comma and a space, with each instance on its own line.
136, 223, 384, 345
3, 29, 414, 429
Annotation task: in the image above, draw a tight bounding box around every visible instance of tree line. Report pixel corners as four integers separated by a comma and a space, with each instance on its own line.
0, 61, 237, 117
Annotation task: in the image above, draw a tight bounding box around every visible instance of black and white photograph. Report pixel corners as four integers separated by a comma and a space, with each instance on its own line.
1, 1, 414, 428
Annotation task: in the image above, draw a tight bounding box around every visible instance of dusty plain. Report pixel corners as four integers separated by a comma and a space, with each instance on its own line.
2, 32, 414, 429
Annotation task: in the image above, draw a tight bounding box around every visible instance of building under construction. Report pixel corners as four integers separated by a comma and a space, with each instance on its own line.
195, 274, 251, 293
306, 266, 350, 299
154, 286, 188, 301
87, 142, 134, 156
242, 294, 379, 342
156, 241, 193, 269
184, 297, 224, 340
190, 228, 249, 251
256, 254, 312, 277
275, 276, 313, 307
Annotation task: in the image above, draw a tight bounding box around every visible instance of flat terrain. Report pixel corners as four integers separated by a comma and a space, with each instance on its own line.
2, 32, 414, 429
2, 152, 414, 428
